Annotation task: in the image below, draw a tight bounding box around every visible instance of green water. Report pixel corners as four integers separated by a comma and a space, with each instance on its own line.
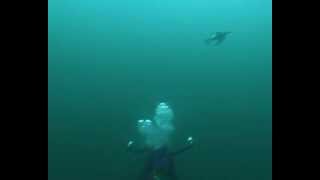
49, 0, 272, 179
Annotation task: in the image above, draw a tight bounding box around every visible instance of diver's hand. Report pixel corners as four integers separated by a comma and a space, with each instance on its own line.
127, 140, 134, 148
187, 136, 194, 145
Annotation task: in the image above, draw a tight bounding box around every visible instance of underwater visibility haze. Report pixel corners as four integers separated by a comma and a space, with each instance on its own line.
49, 0, 272, 179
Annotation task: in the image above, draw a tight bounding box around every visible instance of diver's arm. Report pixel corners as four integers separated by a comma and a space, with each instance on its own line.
126, 141, 149, 154
170, 137, 194, 156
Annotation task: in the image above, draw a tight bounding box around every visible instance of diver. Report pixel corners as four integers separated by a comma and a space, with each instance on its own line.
205, 32, 232, 46
127, 136, 194, 180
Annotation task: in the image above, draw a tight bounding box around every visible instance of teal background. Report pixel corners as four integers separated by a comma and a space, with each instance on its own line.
49, 0, 272, 179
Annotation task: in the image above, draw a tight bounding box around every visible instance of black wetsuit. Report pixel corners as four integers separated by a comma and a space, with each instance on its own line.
205, 32, 231, 46
127, 143, 193, 180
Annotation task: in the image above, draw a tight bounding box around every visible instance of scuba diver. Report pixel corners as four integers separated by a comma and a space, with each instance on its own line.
205, 32, 232, 46
127, 137, 194, 180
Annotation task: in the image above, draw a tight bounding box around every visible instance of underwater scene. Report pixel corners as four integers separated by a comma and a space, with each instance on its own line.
49, 0, 272, 180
